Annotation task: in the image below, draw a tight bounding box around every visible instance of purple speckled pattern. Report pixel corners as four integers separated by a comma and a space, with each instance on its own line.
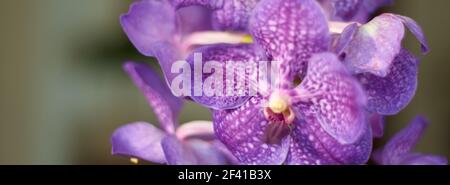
285, 113, 372, 165
212, 52, 370, 164
186, 44, 266, 110
356, 49, 418, 115
249, 0, 330, 79
213, 97, 291, 165
295, 53, 367, 144
115, 0, 447, 165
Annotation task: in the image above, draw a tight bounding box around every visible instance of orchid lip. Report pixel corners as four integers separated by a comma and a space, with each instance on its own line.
263, 90, 295, 125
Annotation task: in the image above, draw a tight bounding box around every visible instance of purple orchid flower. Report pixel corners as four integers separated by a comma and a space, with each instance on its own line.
182, 0, 431, 164
118, 0, 439, 165
334, 13, 429, 116
177, 0, 372, 165
111, 62, 236, 165
372, 116, 447, 165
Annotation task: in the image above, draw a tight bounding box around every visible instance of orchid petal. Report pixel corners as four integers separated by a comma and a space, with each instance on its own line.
111, 122, 166, 164
369, 113, 385, 138
356, 49, 418, 115
374, 116, 440, 165
249, 0, 330, 79
186, 44, 266, 110
120, 0, 177, 57
295, 52, 367, 144
161, 135, 198, 165
124, 62, 183, 133
286, 114, 372, 165
398, 153, 447, 165
172, 0, 260, 31
319, 0, 393, 22
185, 139, 229, 165
342, 13, 428, 77
213, 97, 290, 165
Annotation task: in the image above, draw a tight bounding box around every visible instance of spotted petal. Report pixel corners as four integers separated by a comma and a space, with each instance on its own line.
356, 49, 418, 115
124, 62, 183, 133
294, 52, 367, 144
373, 116, 448, 165
186, 44, 266, 110
286, 113, 372, 165
249, 0, 330, 79
213, 97, 290, 165
342, 13, 429, 77
111, 122, 166, 164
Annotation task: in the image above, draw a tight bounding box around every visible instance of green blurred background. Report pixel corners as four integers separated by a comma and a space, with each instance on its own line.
0, 0, 448, 164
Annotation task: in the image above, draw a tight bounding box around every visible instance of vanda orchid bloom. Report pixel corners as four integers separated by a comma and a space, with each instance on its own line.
116, 0, 447, 165
111, 62, 237, 165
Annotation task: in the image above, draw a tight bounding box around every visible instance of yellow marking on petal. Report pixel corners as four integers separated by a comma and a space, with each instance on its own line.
130, 158, 139, 164
240, 34, 254, 44
183, 31, 253, 47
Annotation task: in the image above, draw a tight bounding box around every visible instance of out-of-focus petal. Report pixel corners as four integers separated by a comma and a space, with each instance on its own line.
212, 140, 240, 164
176, 120, 215, 141
374, 116, 448, 165
285, 113, 372, 165
185, 139, 229, 165
319, 0, 362, 21
294, 53, 367, 144
334, 23, 359, 55
213, 97, 290, 165
161, 135, 198, 165
176, 5, 213, 35
211, 0, 260, 31
319, 0, 393, 23
111, 122, 166, 164
369, 113, 385, 138
124, 62, 183, 133
172, 0, 259, 31
249, 0, 330, 79
342, 13, 428, 77
356, 49, 418, 115
186, 44, 266, 110
396, 15, 430, 53
120, 0, 177, 57
398, 153, 447, 165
